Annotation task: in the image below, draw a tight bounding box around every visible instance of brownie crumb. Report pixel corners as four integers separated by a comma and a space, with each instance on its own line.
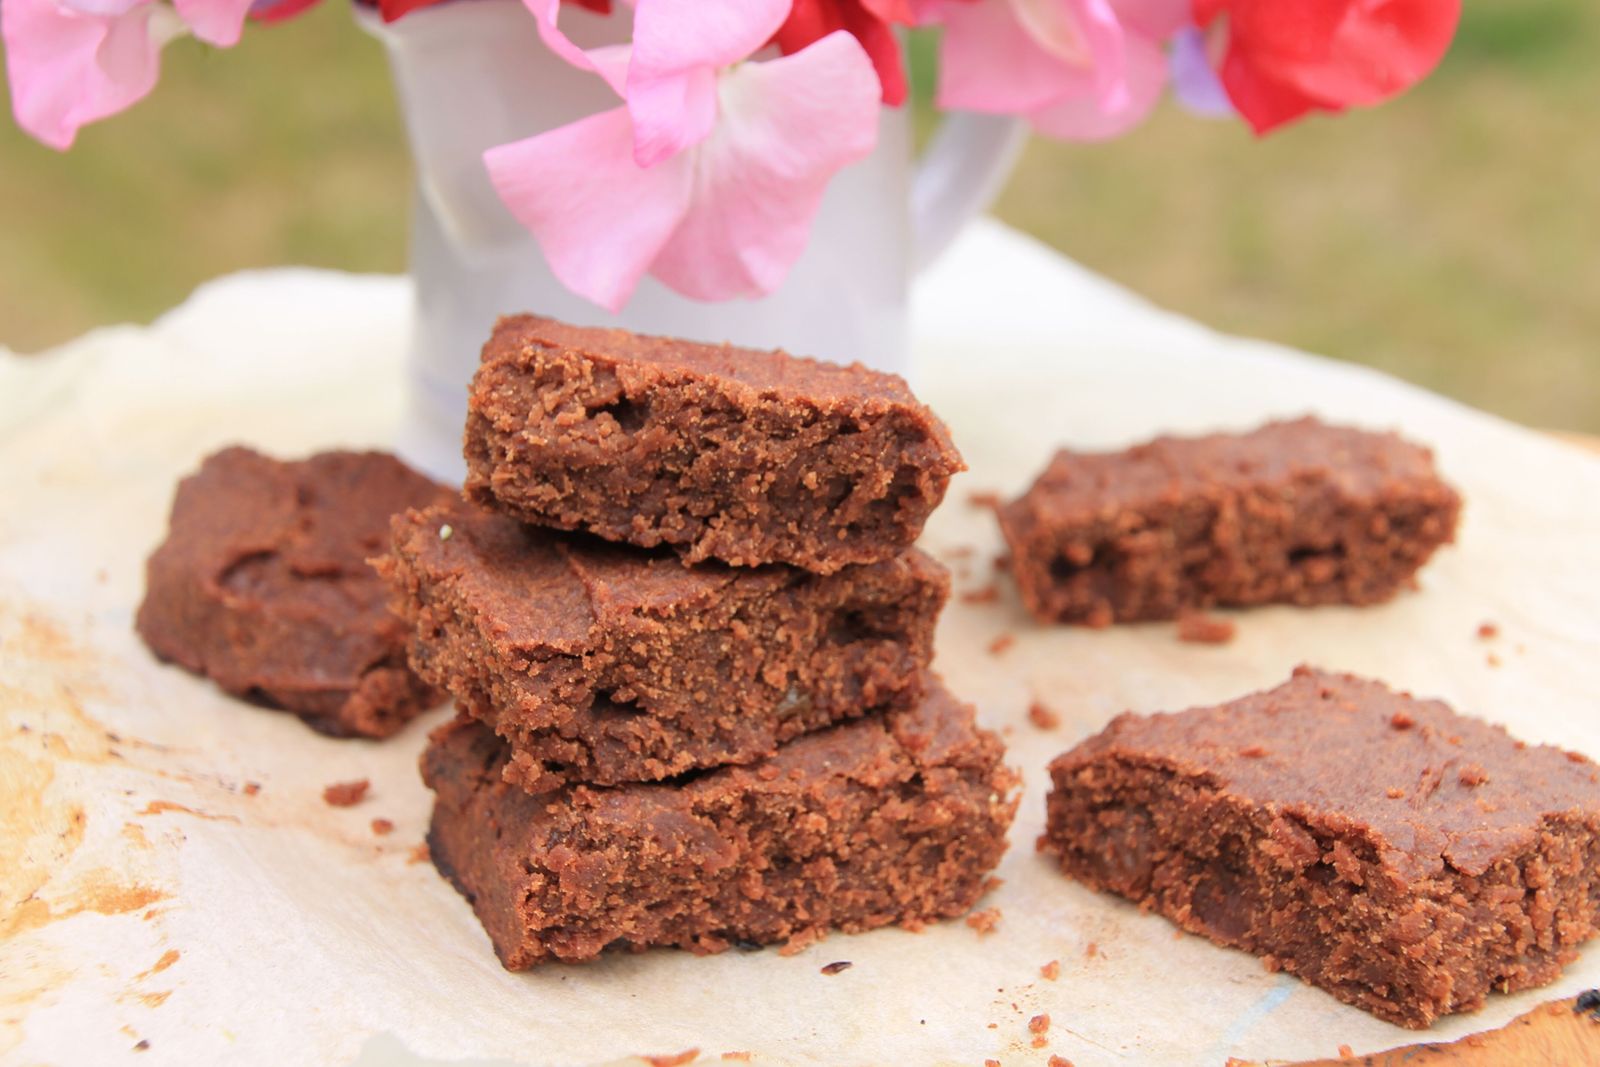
1048, 1056, 1075, 1067
1028, 1013, 1050, 1035
987, 634, 1016, 657
1239, 744, 1269, 759
1032, 1035, 1049, 1049
1477, 622, 1499, 640
1458, 764, 1489, 787
643, 1051, 699, 1067
1336, 1044, 1354, 1059
1390, 711, 1416, 730
985, 1060, 1001, 1067
968, 490, 1003, 511
1028, 701, 1061, 731
242, 781, 261, 796
370, 818, 395, 836
322, 779, 370, 807
407, 843, 430, 865
961, 585, 1001, 605
819, 961, 852, 976
1040, 959, 1060, 980
720, 1055, 752, 1063
1177, 611, 1237, 645
1386, 787, 1406, 799
966, 907, 1002, 935
1084, 941, 1098, 959
133, 1040, 150, 1052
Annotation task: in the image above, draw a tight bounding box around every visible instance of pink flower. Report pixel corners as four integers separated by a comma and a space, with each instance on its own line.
488, 0, 883, 311
4, 0, 254, 149
927, 0, 1187, 140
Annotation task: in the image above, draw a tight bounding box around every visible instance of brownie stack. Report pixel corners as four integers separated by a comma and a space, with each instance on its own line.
380, 315, 1017, 968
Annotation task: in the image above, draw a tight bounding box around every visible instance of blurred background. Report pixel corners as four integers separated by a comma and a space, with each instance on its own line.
1, 0, 1596, 432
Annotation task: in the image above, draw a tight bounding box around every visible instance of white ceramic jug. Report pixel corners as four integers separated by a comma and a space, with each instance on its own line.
361, 0, 1026, 482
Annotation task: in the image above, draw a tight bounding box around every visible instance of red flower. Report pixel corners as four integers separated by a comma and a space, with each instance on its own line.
1196, 0, 1461, 134
773, 0, 917, 107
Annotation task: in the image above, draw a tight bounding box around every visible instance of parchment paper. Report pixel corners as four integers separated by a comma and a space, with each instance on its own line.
3, 223, 1598, 1067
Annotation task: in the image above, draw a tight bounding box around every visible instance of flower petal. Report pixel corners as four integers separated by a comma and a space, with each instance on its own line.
518, 0, 631, 94
485, 105, 694, 312
1169, 24, 1234, 117
626, 0, 790, 166
1027, 23, 1166, 140
936, 0, 1098, 115
649, 30, 881, 301
772, 0, 911, 106
174, 0, 255, 45
1107, 0, 1187, 40
2, 0, 166, 150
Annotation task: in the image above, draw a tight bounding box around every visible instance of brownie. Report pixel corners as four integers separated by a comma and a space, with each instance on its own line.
462, 315, 965, 573
1039, 667, 1600, 1027
423, 678, 1018, 968
379, 499, 948, 792
136, 447, 450, 738
998, 418, 1461, 625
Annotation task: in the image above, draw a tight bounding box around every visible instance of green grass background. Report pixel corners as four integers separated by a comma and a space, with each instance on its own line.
2, 0, 1596, 431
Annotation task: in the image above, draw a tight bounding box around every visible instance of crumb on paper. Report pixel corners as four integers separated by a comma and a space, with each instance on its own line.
323, 779, 370, 807
1032, 1035, 1049, 1049
982, 875, 1003, 895
945, 545, 976, 559
1040, 959, 1060, 980
1238, 744, 1269, 759
1084, 941, 1098, 959
371, 818, 395, 836
1028, 701, 1060, 731
643, 1050, 699, 1067
133, 1040, 150, 1052
987, 634, 1015, 657
1176, 610, 1236, 645
407, 843, 430, 864
1047, 1056, 1074, 1067
968, 490, 1003, 511
1487, 651, 1501, 668
961, 585, 1001, 605
966, 907, 1001, 936
1337, 1045, 1354, 1059
1477, 621, 1499, 640
1028, 1014, 1050, 1035
819, 961, 852, 976
993, 554, 1010, 574
242, 781, 261, 796
720, 1055, 752, 1063
985, 1060, 1001, 1067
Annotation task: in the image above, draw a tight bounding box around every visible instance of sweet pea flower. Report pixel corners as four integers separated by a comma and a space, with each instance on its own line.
927, 0, 1188, 140
3, 0, 254, 149
487, 0, 882, 311
773, 0, 921, 106
1195, 0, 1462, 134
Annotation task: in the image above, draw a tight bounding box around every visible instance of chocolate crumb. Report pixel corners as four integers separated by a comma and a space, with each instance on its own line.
371, 818, 395, 836
322, 779, 370, 807
1390, 711, 1415, 730
133, 1040, 150, 1052
1477, 622, 1499, 640
966, 907, 1001, 935
1084, 941, 1097, 958
1047, 1056, 1075, 1067
1032, 1035, 1049, 1049
1337, 1045, 1354, 1059
968, 490, 1003, 511
242, 781, 261, 796
819, 961, 852, 976
1040, 959, 1060, 980
993, 554, 1010, 573
1177, 611, 1237, 645
961, 585, 1001, 605
1028, 701, 1060, 731
1028, 1013, 1050, 1035
987, 634, 1015, 657
1386, 787, 1405, 799
643, 1051, 699, 1067
1458, 764, 1488, 787
985, 1060, 1001, 1067
1239, 744, 1269, 759
407, 843, 430, 864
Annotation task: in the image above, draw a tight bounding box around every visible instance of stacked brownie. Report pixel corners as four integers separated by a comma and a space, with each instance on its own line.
381, 315, 1017, 968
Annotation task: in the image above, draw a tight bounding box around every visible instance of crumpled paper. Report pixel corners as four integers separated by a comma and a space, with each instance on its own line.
3, 223, 1598, 1067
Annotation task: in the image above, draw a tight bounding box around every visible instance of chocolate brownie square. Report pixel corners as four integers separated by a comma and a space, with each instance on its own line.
1040, 667, 1600, 1027
423, 678, 1017, 968
463, 315, 965, 573
999, 418, 1461, 625
379, 499, 947, 792
136, 447, 449, 738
